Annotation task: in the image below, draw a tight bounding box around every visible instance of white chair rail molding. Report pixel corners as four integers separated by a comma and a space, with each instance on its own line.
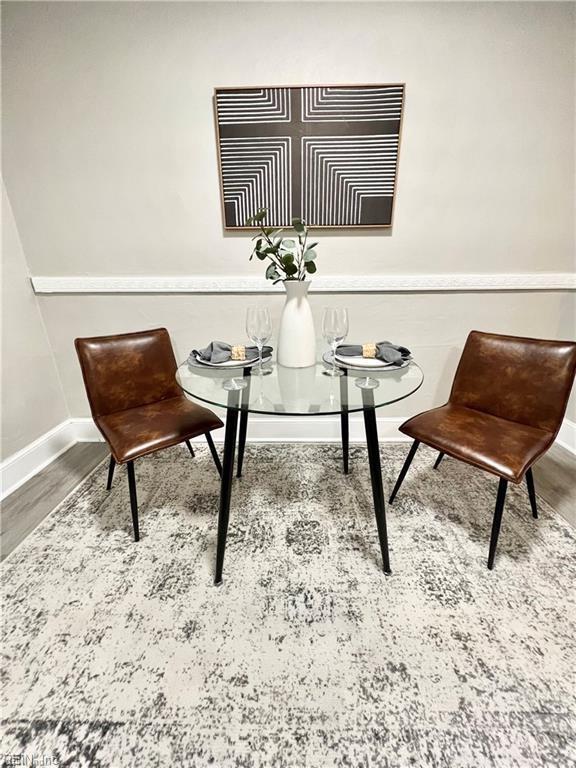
30, 272, 576, 294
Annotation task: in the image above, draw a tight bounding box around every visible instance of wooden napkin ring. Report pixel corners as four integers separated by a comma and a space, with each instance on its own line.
231, 345, 246, 361
362, 343, 377, 358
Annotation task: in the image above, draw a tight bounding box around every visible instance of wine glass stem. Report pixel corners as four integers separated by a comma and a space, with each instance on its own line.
332, 342, 337, 375
258, 342, 263, 375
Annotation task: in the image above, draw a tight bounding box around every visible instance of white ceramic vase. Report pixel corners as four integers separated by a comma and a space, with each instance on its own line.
277, 280, 316, 368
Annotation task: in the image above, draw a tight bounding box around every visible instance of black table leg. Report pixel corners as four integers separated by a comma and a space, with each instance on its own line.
361, 388, 391, 574
215, 388, 241, 585
340, 371, 349, 474
237, 369, 251, 478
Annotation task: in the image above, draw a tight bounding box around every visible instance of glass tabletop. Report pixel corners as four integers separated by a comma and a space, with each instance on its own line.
176, 358, 424, 416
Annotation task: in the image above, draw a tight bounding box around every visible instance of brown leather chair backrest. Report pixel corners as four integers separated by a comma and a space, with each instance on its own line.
75, 328, 182, 419
450, 331, 576, 434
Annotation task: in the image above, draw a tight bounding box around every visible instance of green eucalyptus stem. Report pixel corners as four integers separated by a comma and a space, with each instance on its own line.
299, 229, 308, 280
245, 207, 318, 283
259, 227, 286, 274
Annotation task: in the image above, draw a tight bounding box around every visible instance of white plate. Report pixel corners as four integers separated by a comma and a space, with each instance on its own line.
194, 353, 272, 369
324, 351, 411, 372
335, 353, 394, 369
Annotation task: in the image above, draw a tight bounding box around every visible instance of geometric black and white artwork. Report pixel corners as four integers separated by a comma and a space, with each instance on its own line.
214, 84, 405, 228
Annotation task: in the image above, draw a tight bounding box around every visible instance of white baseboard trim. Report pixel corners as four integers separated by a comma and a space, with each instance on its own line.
1, 420, 77, 500
3, 416, 575, 501
557, 418, 576, 454
74, 418, 103, 443
31, 272, 576, 295
0, 416, 409, 500
72, 415, 411, 444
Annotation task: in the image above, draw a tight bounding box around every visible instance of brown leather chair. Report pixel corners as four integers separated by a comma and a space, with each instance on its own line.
389, 331, 576, 569
75, 328, 223, 541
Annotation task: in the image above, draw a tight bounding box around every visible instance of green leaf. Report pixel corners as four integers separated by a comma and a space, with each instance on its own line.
282, 253, 294, 264
263, 227, 275, 237
254, 208, 268, 222
256, 250, 267, 261
282, 239, 296, 249
306, 242, 318, 250
292, 218, 306, 234
284, 262, 298, 276
304, 249, 317, 263
305, 261, 317, 274
266, 263, 279, 280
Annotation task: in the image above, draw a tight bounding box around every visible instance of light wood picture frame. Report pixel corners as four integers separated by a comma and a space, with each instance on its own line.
214, 84, 405, 230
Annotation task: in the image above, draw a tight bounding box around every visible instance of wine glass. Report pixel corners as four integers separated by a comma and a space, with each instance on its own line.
246, 306, 272, 376
322, 307, 348, 377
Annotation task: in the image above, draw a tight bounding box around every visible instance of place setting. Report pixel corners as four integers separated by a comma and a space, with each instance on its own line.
321, 306, 413, 389
187, 306, 274, 389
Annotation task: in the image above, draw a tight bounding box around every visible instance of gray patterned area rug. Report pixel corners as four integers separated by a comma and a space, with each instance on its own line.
1, 443, 575, 768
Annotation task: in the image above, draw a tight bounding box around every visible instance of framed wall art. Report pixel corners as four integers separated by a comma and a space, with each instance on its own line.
214, 84, 405, 229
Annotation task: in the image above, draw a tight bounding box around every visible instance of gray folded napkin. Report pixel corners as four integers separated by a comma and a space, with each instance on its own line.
191, 341, 273, 365
336, 341, 411, 366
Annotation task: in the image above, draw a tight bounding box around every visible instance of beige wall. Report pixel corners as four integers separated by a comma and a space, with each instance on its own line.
2, 2, 575, 427
1, 183, 69, 460
562, 295, 576, 421
39, 291, 575, 421
2, 1, 574, 277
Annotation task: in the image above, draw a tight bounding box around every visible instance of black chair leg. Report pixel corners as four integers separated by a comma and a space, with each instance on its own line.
205, 432, 222, 477
433, 452, 445, 470
487, 478, 508, 570
389, 440, 420, 504
126, 460, 140, 542
106, 455, 116, 491
185, 439, 195, 458
525, 467, 538, 519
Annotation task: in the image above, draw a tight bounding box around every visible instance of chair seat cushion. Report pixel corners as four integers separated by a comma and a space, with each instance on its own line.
400, 403, 553, 483
97, 396, 223, 463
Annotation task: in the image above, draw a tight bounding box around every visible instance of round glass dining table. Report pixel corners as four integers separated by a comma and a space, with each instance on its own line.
176, 358, 424, 584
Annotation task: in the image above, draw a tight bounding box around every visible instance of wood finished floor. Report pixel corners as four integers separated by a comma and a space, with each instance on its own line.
1, 442, 108, 561
533, 442, 576, 527
1, 440, 574, 561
